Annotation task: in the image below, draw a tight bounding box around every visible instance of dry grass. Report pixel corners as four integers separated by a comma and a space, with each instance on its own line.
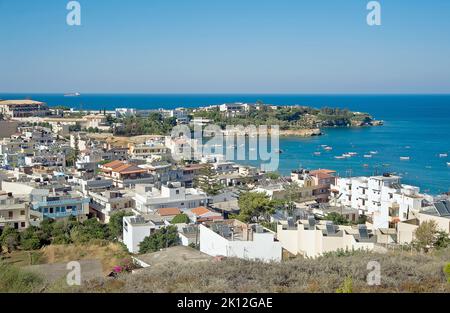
77, 248, 450, 293
2, 242, 129, 276
41, 242, 129, 274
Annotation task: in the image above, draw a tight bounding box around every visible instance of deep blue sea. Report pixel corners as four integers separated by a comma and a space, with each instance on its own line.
1, 93, 449, 195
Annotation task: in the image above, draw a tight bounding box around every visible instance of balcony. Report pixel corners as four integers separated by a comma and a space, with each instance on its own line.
0, 216, 27, 223
30, 208, 83, 219
33, 198, 90, 208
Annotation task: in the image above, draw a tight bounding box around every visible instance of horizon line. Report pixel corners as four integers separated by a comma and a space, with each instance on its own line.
1, 92, 450, 96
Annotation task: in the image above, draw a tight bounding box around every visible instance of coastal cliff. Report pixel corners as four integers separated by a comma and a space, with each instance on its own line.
279, 128, 322, 137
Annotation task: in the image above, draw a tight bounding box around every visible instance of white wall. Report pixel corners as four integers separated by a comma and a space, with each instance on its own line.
123, 220, 152, 254
199, 224, 282, 262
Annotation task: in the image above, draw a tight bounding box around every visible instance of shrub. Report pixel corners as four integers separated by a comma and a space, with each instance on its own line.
444, 263, 450, 283
171, 213, 190, 224
139, 226, 179, 254
0, 225, 20, 253
0, 263, 44, 292
336, 277, 353, 293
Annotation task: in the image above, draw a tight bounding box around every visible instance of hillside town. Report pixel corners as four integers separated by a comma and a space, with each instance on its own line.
0, 99, 449, 285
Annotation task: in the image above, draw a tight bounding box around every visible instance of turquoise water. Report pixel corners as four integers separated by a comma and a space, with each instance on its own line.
1, 94, 449, 194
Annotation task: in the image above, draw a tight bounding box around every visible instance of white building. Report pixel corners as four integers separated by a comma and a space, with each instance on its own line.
0, 192, 29, 231
277, 218, 377, 258
397, 199, 450, 244
88, 189, 134, 223
133, 182, 208, 214
331, 174, 426, 229
123, 215, 166, 253
0, 100, 49, 118
199, 219, 282, 262
115, 108, 136, 118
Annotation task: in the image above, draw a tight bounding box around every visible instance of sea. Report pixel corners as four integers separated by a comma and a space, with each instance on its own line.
1, 93, 449, 195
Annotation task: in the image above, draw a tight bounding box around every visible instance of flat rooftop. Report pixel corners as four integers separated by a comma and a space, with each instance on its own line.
0, 100, 45, 106
133, 246, 212, 268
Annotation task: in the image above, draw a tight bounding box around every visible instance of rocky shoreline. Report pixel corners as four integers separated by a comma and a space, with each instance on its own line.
279, 128, 322, 137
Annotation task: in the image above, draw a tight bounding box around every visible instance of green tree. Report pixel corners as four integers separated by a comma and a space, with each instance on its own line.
434, 231, 450, 250
70, 218, 110, 244
194, 166, 224, 196
236, 192, 278, 223
51, 219, 78, 244
171, 213, 191, 224
266, 172, 280, 180
413, 220, 438, 252
20, 226, 45, 250
356, 215, 368, 225
139, 226, 179, 254
0, 225, 20, 253
108, 211, 133, 239
324, 212, 351, 226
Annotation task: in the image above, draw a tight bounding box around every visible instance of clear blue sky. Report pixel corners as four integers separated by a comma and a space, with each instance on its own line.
1, 0, 450, 93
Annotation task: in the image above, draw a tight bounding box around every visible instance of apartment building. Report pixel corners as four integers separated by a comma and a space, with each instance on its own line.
277, 218, 377, 258
99, 160, 154, 187
0, 100, 49, 118
1, 180, 89, 221
309, 169, 337, 202
0, 192, 29, 230
133, 182, 208, 214
88, 189, 134, 223
128, 143, 169, 160
123, 215, 166, 253
200, 219, 282, 262
331, 174, 426, 229
24, 152, 66, 168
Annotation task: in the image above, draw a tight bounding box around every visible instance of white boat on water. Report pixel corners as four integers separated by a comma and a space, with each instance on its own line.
324, 146, 333, 151
313, 152, 321, 156
335, 156, 345, 159
363, 154, 372, 158
370, 151, 378, 154
64, 92, 80, 97
447, 162, 450, 166
439, 153, 448, 158
342, 154, 352, 158
400, 156, 410, 161
348, 152, 358, 156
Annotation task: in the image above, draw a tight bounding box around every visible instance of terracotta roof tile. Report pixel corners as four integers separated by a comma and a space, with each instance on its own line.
156, 208, 181, 216
191, 207, 210, 216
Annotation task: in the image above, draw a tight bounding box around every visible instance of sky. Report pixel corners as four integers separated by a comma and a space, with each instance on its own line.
1, 0, 450, 94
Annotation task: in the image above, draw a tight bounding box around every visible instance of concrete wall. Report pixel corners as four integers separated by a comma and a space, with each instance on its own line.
123, 220, 152, 254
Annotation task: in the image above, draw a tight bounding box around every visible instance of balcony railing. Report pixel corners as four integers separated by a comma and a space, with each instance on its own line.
33, 198, 90, 208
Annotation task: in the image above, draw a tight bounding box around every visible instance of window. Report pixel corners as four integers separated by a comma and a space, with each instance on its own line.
176, 190, 180, 195
20, 210, 25, 216
21, 222, 26, 228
